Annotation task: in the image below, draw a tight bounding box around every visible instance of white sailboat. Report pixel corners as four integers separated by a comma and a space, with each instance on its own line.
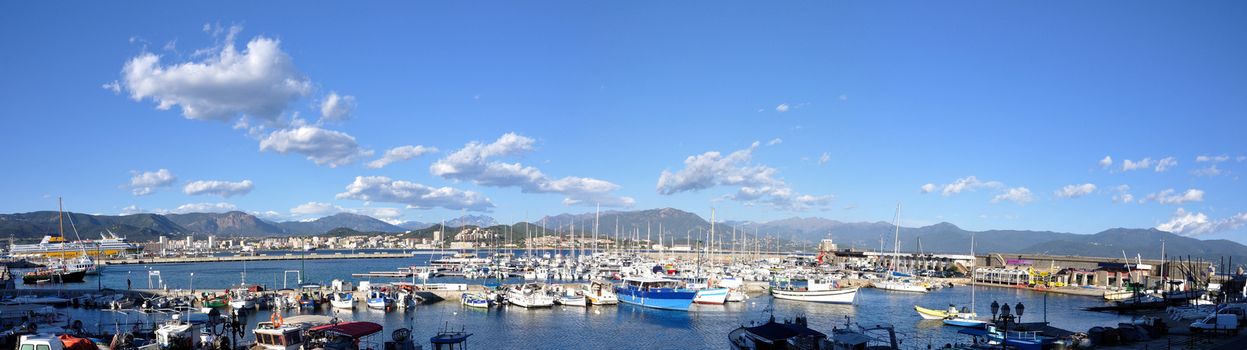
873, 203, 930, 293
942, 234, 986, 327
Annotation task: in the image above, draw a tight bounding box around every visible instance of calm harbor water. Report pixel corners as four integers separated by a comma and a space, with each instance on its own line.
17, 253, 1135, 349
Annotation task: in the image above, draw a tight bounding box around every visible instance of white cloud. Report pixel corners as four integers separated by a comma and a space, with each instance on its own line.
128, 169, 176, 196
120, 205, 143, 215
933, 176, 1004, 196
367, 145, 438, 169
162, 202, 238, 214
183, 179, 254, 197
992, 187, 1033, 205
288, 201, 405, 224
766, 138, 783, 146
1144, 188, 1205, 205
1099, 156, 1112, 169
920, 183, 937, 194
431, 133, 634, 207
119, 26, 311, 123
1111, 184, 1135, 204
1195, 155, 1230, 163
1238, 155, 1246, 162
102, 81, 121, 94
1156, 208, 1247, 236
1121, 158, 1154, 171
818, 152, 830, 165
259, 126, 373, 167
1055, 183, 1097, 198
1191, 165, 1226, 177
290, 201, 339, 216
335, 176, 494, 211
775, 103, 790, 112
249, 210, 285, 221
319, 91, 356, 122
656, 141, 830, 210
1155, 157, 1178, 172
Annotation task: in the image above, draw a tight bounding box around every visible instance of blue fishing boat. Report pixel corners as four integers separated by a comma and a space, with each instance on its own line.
615, 276, 697, 311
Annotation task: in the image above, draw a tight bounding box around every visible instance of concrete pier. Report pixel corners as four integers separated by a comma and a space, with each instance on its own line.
101, 251, 417, 265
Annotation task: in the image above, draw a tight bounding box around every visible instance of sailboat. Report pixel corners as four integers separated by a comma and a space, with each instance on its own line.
873, 204, 930, 293
942, 234, 986, 327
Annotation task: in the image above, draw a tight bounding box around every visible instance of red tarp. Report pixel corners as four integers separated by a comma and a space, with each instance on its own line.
57, 335, 97, 350
311, 322, 383, 338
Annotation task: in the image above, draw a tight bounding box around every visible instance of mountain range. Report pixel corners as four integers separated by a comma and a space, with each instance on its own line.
0, 208, 1243, 263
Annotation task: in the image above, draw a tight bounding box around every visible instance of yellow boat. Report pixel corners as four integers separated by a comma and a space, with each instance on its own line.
915, 305, 980, 321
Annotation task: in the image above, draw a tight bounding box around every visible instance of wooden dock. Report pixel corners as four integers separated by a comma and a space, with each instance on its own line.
102, 252, 416, 265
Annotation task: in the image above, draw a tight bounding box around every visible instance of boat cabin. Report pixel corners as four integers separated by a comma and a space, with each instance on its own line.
253, 315, 333, 350
621, 277, 684, 292
429, 329, 472, 350
729, 316, 827, 350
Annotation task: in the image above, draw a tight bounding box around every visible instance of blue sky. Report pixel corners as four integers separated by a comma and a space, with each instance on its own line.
2, 1, 1245, 241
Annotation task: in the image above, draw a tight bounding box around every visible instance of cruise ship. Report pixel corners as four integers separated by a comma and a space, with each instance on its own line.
7, 231, 143, 258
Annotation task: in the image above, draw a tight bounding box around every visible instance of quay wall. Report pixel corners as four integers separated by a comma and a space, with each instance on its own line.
100, 252, 415, 265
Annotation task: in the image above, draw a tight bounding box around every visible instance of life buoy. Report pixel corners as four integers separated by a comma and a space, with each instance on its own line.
270, 313, 284, 327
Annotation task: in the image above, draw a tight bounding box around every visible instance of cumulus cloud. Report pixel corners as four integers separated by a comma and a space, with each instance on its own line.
431, 133, 634, 207
1055, 183, 1096, 198
1191, 165, 1227, 177
1156, 208, 1247, 236
1195, 155, 1230, 163
367, 145, 438, 169
335, 176, 494, 211
288, 201, 404, 224
656, 141, 831, 210
1099, 156, 1113, 169
161, 202, 238, 214
128, 169, 177, 196
1144, 188, 1205, 205
1121, 158, 1154, 171
920, 183, 937, 194
930, 176, 1004, 196
118, 26, 311, 123
259, 126, 374, 167
183, 179, 254, 197
766, 138, 783, 146
818, 152, 830, 165
1155, 157, 1178, 172
1111, 184, 1135, 204
992, 187, 1034, 205
775, 103, 790, 112
120, 205, 144, 215
319, 91, 356, 122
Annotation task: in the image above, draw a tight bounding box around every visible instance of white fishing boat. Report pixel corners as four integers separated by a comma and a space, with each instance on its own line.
770, 279, 858, 304
253, 315, 334, 350
461, 292, 491, 308
155, 314, 201, 350
507, 284, 555, 308
585, 280, 619, 305
330, 292, 354, 309
873, 279, 931, 293
556, 292, 587, 307
366, 291, 394, 310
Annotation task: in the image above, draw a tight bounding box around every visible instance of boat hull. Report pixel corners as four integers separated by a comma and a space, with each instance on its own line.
22, 269, 87, 284
914, 305, 950, 320
693, 288, 729, 305
771, 288, 857, 304
943, 318, 988, 328
616, 287, 695, 311
874, 280, 930, 293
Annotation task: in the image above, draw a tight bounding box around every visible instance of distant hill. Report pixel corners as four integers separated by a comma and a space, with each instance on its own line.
166, 211, 287, 236
0, 207, 1244, 262
0, 211, 186, 242
541, 208, 711, 239
278, 213, 406, 234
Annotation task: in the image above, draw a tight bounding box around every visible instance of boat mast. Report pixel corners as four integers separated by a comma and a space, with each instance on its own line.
58, 197, 64, 240
892, 203, 902, 275
970, 233, 975, 314
594, 204, 600, 256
